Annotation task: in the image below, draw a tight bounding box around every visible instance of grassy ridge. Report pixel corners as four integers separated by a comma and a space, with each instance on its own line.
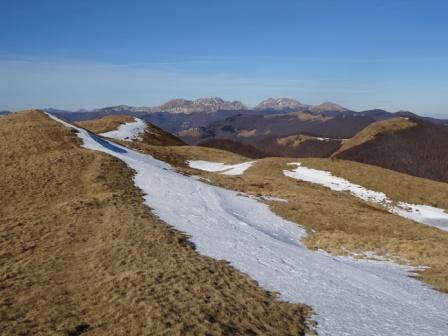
0, 111, 310, 335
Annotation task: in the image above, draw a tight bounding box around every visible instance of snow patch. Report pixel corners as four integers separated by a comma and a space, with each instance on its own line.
187, 160, 255, 176
284, 162, 448, 231
100, 118, 147, 141
260, 195, 289, 203
47, 113, 448, 336
393, 203, 448, 231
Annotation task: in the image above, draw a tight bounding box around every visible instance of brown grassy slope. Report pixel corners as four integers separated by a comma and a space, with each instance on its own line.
128, 145, 448, 292
253, 134, 341, 158
76, 114, 134, 133
77, 114, 186, 146
333, 117, 416, 155
0, 111, 311, 335
140, 123, 186, 146
332, 118, 448, 182
193, 132, 340, 160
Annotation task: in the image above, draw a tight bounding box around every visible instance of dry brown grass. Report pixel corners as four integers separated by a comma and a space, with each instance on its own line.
333, 117, 416, 156
125, 142, 247, 168
176, 127, 201, 138
76, 114, 134, 133
290, 112, 331, 122
0, 111, 311, 335
136, 146, 448, 293
276, 134, 315, 147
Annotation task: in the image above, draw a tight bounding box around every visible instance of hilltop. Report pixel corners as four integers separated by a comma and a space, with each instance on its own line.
77, 115, 185, 146
332, 117, 448, 182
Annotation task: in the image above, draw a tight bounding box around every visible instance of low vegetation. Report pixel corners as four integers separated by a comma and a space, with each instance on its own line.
333, 117, 416, 156
0, 111, 311, 335
198, 139, 267, 159
76, 114, 134, 133
332, 117, 448, 182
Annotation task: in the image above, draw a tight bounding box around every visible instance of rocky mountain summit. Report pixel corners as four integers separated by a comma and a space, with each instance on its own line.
68, 97, 349, 115
255, 98, 309, 111
255, 98, 349, 114
151, 97, 247, 114
309, 102, 349, 114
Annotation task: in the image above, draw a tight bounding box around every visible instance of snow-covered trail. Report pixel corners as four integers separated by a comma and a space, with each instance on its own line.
100, 117, 146, 141
284, 162, 448, 232
48, 114, 448, 336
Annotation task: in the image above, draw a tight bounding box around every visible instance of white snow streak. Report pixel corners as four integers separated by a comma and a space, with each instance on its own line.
260, 195, 289, 203
47, 113, 448, 336
100, 117, 146, 141
284, 162, 448, 232
394, 203, 448, 231
187, 160, 255, 176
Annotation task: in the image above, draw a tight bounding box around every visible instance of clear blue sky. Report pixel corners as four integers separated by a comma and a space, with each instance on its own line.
1, 0, 447, 117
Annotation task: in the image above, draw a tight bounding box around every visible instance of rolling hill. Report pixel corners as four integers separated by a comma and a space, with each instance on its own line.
255, 134, 342, 158
177, 112, 372, 159
197, 138, 267, 158
332, 117, 448, 182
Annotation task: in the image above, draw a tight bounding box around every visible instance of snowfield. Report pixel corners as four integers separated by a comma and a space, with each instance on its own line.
47, 113, 448, 336
285, 162, 448, 232
99, 117, 146, 141
187, 160, 255, 176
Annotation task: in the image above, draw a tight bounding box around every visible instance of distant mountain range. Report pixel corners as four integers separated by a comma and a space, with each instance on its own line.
8, 103, 448, 182
46, 97, 350, 115
40, 97, 447, 179
254, 98, 309, 112
42, 96, 446, 120
152, 97, 247, 114
78, 97, 247, 115
47, 97, 354, 115
41, 97, 447, 138
253, 98, 350, 114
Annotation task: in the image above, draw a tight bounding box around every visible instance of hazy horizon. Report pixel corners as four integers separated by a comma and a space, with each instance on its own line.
6, 93, 440, 116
